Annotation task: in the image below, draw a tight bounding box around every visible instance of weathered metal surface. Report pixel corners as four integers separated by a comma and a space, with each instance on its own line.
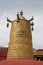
7, 11, 33, 59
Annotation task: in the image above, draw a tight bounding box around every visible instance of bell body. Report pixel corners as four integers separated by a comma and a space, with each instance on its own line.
7, 12, 33, 59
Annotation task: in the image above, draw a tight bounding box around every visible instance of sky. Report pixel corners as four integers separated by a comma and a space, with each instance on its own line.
0, 0, 43, 49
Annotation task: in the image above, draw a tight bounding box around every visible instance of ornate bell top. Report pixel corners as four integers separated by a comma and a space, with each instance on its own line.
20, 10, 23, 15
19, 10, 25, 19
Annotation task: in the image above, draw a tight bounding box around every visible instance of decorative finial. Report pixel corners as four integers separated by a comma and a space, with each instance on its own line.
7, 17, 12, 23
20, 10, 23, 15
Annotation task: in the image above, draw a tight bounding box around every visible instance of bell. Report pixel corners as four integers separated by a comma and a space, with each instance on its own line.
32, 27, 34, 31
17, 13, 19, 23
7, 23, 9, 27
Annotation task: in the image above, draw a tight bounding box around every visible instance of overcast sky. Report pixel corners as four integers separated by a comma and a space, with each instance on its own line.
0, 0, 43, 49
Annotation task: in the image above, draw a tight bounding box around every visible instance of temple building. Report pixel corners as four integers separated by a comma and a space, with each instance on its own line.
0, 47, 43, 61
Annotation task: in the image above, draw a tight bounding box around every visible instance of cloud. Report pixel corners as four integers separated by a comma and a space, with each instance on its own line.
32, 12, 43, 49
0, 11, 11, 47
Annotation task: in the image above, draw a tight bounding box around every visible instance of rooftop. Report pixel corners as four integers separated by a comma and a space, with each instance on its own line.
0, 59, 43, 65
